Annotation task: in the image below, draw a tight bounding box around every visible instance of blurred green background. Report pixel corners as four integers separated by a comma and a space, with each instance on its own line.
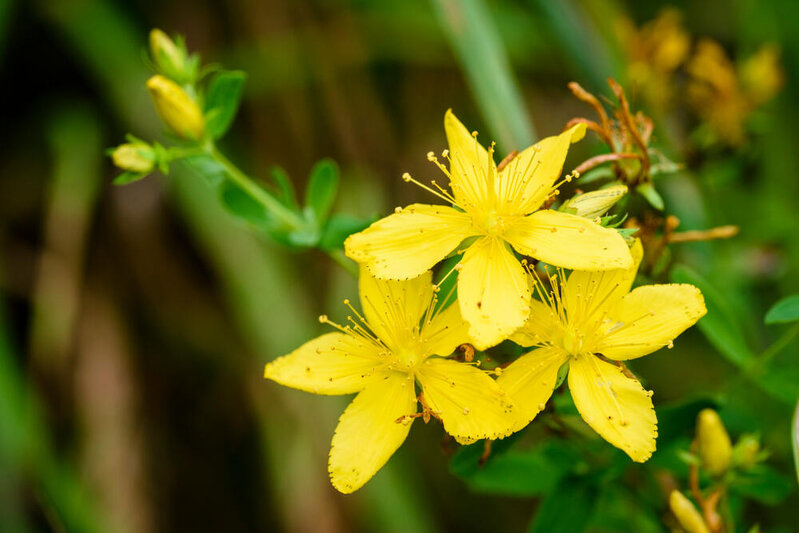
1, 0, 797, 531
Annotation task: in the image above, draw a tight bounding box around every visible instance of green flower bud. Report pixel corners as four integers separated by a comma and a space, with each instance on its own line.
146, 75, 205, 140
112, 142, 155, 173
669, 491, 710, 533
732, 434, 762, 469
696, 409, 733, 476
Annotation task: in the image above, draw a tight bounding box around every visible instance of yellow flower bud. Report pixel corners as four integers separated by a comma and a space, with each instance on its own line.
696, 408, 733, 476
112, 143, 155, 173
563, 184, 628, 219
146, 75, 205, 140
669, 491, 710, 533
150, 29, 186, 77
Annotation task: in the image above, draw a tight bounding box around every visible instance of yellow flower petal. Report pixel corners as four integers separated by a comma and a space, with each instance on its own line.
597, 284, 706, 360
509, 299, 561, 347
344, 203, 474, 280
329, 372, 417, 493
568, 354, 657, 462
417, 357, 515, 443
497, 123, 586, 213
359, 268, 433, 350
444, 109, 495, 210
505, 210, 632, 270
264, 332, 384, 395
496, 346, 569, 432
421, 302, 471, 358
458, 237, 531, 349
563, 239, 642, 323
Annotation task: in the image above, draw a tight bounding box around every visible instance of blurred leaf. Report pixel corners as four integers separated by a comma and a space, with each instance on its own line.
182, 154, 227, 186
765, 295, 799, 324
112, 171, 147, 185
451, 436, 573, 497
269, 165, 299, 210
793, 400, 799, 486
670, 265, 753, 367
576, 166, 614, 185
204, 70, 247, 139
218, 181, 270, 228
528, 476, 597, 533
637, 183, 664, 211
319, 214, 372, 252
731, 465, 794, 505
304, 159, 339, 225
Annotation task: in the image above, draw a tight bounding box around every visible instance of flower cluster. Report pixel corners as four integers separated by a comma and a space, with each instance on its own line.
264, 111, 707, 493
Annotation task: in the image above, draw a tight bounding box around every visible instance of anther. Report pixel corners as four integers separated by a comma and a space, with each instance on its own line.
318, 314, 328, 323
402, 172, 412, 182
426, 151, 436, 161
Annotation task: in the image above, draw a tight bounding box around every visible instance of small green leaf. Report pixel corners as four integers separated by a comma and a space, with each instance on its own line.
204, 70, 247, 139
636, 182, 664, 210
304, 159, 339, 225
319, 214, 373, 252
731, 465, 793, 505
765, 295, 799, 324
528, 477, 598, 533
181, 154, 227, 186
112, 171, 147, 185
670, 265, 753, 367
269, 165, 299, 210
576, 165, 614, 185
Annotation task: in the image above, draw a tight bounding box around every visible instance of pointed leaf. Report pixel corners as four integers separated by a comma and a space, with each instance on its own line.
304, 159, 339, 225
637, 182, 664, 210
204, 70, 247, 139
765, 295, 799, 324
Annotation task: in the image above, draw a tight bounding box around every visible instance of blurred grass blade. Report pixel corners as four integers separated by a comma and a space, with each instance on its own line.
432, 0, 535, 149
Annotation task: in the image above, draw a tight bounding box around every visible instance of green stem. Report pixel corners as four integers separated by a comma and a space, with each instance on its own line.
204, 142, 303, 230
746, 322, 799, 376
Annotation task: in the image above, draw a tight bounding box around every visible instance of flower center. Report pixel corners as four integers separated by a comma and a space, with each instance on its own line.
478, 210, 505, 237
561, 326, 585, 356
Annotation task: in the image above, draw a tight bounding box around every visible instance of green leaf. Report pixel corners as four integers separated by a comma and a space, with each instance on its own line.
112, 171, 147, 185
450, 432, 522, 479
576, 165, 615, 185
269, 165, 299, 210
670, 265, 753, 367
304, 159, 339, 225
181, 154, 227, 186
319, 214, 373, 252
204, 70, 247, 139
637, 182, 664, 210
528, 476, 598, 533
731, 465, 794, 505
218, 181, 269, 228
657, 397, 718, 443
765, 295, 799, 324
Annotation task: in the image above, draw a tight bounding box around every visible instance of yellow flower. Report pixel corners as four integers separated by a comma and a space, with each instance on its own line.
146, 75, 205, 140
345, 111, 632, 349
264, 267, 516, 493
497, 240, 706, 461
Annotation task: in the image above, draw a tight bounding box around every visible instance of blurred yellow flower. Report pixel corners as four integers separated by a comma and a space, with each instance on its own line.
687, 40, 783, 145
146, 75, 205, 140
497, 240, 706, 461
618, 8, 690, 110
264, 268, 516, 493
345, 110, 632, 349
669, 490, 710, 533
150, 29, 186, 78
